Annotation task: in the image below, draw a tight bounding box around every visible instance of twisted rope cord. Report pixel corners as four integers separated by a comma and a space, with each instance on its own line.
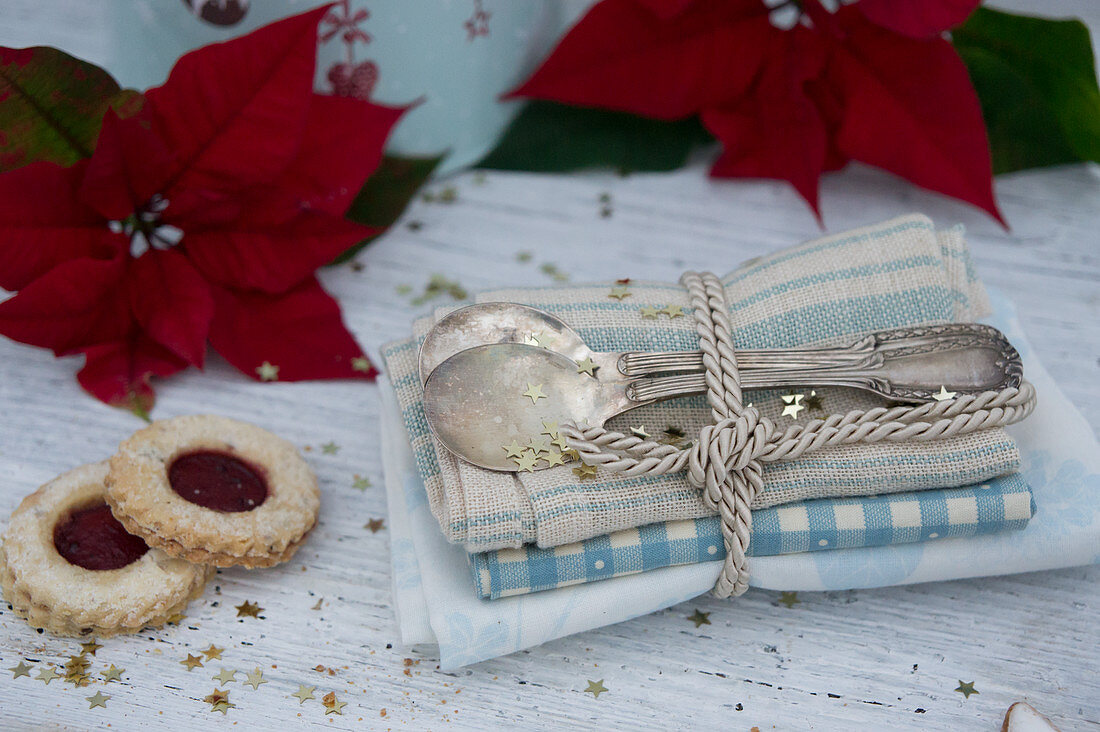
560, 271, 1037, 598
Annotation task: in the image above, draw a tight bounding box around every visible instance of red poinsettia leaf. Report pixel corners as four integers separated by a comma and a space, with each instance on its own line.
77, 330, 189, 411
208, 277, 375, 382
630, 0, 699, 21
0, 255, 129, 354
0, 160, 122, 290
126, 249, 213, 367
78, 109, 176, 221
182, 213, 374, 295
145, 5, 330, 195
704, 25, 828, 218
826, 7, 1004, 223
856, 0, 980, 38
507, 0, 773, 120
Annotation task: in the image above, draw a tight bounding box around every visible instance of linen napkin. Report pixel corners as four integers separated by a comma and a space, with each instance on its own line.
382, 214, 1021, 553
380, 289, 1100, 669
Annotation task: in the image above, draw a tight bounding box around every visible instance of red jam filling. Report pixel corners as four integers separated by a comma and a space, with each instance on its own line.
167, 451, 268, 513
53, 504, 149, 571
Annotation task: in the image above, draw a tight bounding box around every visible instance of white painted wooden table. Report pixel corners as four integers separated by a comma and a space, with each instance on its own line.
0, 155, 1098, 728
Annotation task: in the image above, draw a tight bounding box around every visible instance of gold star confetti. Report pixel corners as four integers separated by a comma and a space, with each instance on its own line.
65, 655, 90, 685
85, 691, 110, 709
526, 436, 551, 455
312, 598, 324, 610
563, 449, 581, 462
660, 426, 686, 446
630, 425, 651, 439
688, 609, 711, 627
576, 357, 600, 377
244, 667, 268, 691
551, 434, 570, 451
352, 475, 372, 491
544, 451, 566, 467
514, 450, 540, 472
608, 285, 631, 300
101, 665, 124, 683
36, 667, 61, 685
803, 390, 824, 411
639, 305, 660, 319
256, 361, 279, 381
8, 661, 32, 679
351, 357, 372, 373
584, 679, 609, 699
212, 667, 238, 685
955, 680, 979, 698
365, 518, 386, 533
516, 250, 533, 263
180, 654, 204, 672
662, 304, 685, 318
523, 332, 543, 347
522, 383, 547, 403
80, 639, 103, 656
291, 684, 316, 704
235, 600, 263, 618
205, 689, 236, 714
201, 645, 224, 661
502, 440, 525, 458
322, 691, 347, 715
541, 420, 560, 437
933, 385, 957, 401
777, 591, 801, 608
321, 441, 339, 455
780, 393, 805, 419
573, 463, 598, 480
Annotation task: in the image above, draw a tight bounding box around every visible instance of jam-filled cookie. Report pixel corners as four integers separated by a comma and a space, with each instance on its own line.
106, 415, 319, 568
0, 461, 211, 637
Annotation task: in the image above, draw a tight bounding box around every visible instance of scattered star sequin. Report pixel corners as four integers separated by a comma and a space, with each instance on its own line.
576, 357, 600, 377
36, 667, 61, 685
322, 691, 347, 715
955, 680, 979, 698
204, 689, 236, 714
777, 591, 801, 608
523, 332, 543, 347
573, 463, 598, 480
201, 645, 224, 661
780, 393, 805, 419
244, 667, 268, 691
235, 600, 263, 618
541, 421, 560, 437
212, 668, 238, 685
933, 385, 958, 401
552, 434, 570, 451
526, 436, 551, 455
502, 440, 525, 458
630, 425, 651, 439
65, 655, 90, 685
352, 475, 372, 491
639, 306, 660, 319
180, 654, 204, 672
688, 609, 711, 627
523, 383, 548, 403
608, 285, 631, 301
85, 691, 110, 709
365, 518, 386, 533
351, 357, 372, 373
321, 441, 340, 455
544, 451, 566, 467
803, 390, 824, 411
80, 639, 103, 656
256, 361, 279, 381
514, 450, 540, 472
8, 661, 32, 679
662, 304, 685, 318
584, 679, 609, 699
291, 684, 316, 704
101, 665, 124, 683
660, 426, 686, 445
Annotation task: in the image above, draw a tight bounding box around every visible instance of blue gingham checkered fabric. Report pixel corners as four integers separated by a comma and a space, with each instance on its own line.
469, 474, 1034, 599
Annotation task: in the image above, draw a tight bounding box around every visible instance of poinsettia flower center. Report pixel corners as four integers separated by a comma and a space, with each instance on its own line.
107, 194, 183, 259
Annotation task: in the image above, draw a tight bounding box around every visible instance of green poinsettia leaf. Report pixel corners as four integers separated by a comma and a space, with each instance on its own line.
478, 100, 714, 174
337, 153, 445, 263
953, 7, 1100, 174
0, 46, 141, 173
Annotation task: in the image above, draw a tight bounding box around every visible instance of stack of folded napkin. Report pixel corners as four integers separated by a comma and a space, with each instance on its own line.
379, 215, 1100, 668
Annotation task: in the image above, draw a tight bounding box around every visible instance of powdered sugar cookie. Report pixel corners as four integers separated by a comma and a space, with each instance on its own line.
1, 461, 211, 637
106, 415, 319, 568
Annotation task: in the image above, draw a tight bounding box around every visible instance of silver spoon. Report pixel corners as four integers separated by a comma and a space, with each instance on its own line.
417, 302, 877, 384
423, 324, 1023, 472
